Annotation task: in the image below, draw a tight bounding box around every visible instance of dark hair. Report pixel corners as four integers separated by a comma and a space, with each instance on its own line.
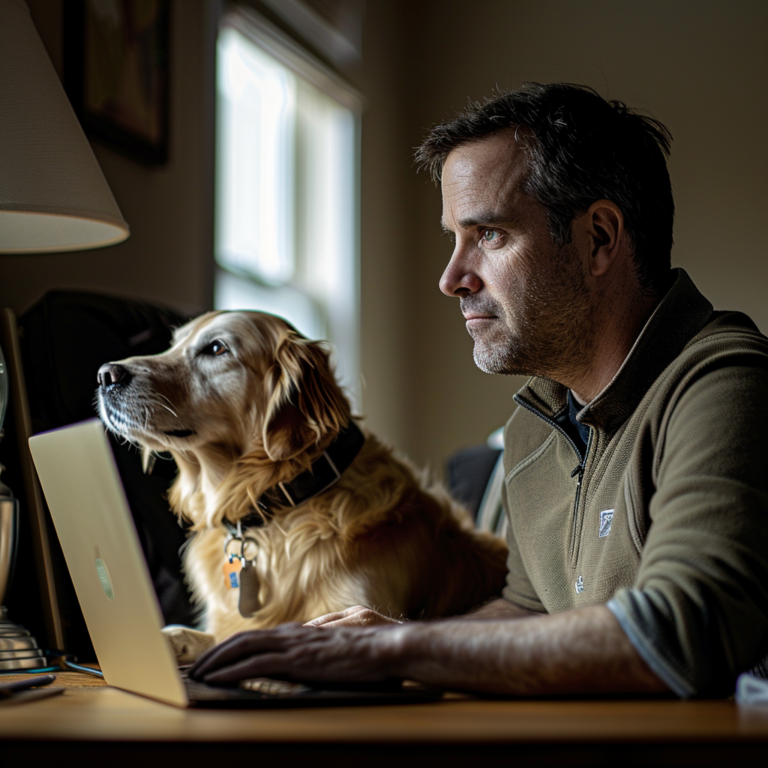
415, 83, 674, 293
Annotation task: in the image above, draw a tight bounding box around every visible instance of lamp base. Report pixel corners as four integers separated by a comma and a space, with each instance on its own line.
0, 606, 47, 671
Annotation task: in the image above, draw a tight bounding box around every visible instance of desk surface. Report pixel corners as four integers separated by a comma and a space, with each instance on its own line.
2, 671, 768, 766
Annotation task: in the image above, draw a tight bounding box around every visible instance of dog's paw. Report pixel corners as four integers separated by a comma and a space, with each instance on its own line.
161, 625, 217, 665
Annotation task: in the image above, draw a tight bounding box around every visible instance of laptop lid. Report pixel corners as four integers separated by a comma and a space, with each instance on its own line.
29, 419, 188, 707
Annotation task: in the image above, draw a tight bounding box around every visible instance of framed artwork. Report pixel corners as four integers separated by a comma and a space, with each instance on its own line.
65, 0, 170, 165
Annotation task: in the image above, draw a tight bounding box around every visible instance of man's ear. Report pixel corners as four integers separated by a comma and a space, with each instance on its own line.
585, 200, 625, 278
261, 332, 350, 461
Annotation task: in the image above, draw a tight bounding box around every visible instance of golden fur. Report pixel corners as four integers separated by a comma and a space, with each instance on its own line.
98, 311, 508, 656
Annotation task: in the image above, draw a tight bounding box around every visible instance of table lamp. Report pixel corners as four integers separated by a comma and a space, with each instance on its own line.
0, 0, 130, 670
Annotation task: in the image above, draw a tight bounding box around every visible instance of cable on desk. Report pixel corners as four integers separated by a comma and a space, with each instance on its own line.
0, 652, 103, 677
62, 660, 103, 677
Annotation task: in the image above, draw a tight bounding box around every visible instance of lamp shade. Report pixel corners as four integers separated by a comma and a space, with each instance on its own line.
0, 0, 130, 253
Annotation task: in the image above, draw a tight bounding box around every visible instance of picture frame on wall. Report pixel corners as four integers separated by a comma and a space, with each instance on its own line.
65, 0, 170, 166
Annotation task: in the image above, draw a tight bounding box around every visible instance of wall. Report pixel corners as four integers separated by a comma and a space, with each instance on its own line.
353, 0, 413, 452
392, 0, 768, 469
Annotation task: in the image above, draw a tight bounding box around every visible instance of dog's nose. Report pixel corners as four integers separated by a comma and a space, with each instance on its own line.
98, 363, 132, 389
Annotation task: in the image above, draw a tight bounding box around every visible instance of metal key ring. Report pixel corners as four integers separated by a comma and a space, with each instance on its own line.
224, 530, 259, 562
240, 536, 259, 562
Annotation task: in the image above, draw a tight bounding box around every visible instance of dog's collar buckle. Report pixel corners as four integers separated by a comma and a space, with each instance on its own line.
261, 421, 364, 515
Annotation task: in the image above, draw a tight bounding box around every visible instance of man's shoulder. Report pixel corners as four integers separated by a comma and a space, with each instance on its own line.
673, 308, 768, 375
620, 308, 768, 458
687, 308, 766, 347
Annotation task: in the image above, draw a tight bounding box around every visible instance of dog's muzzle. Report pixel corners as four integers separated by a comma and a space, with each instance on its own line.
97, 362, 196, 440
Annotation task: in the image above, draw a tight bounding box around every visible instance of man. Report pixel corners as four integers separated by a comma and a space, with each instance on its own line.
190, 83, 768, 697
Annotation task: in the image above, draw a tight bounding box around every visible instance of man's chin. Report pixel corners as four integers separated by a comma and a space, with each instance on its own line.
473, 346, 515, 375
472, 338, 540, 376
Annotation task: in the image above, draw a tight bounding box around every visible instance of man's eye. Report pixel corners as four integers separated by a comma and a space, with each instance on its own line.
204, 340, 229, 356
482, 229, 500, 243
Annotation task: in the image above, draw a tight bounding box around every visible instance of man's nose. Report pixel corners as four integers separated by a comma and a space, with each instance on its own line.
439, 249, 481, 297
98, 363, 132, 388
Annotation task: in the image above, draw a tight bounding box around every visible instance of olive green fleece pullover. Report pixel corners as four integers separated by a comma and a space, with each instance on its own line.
501, 268, 768, 696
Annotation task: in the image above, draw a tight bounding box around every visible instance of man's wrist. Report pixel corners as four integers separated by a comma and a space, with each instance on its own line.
365, 622, 421, 679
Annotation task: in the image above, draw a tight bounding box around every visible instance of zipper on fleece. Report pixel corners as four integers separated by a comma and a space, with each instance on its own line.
513, 394, 593, 567
567, 428, 593, 564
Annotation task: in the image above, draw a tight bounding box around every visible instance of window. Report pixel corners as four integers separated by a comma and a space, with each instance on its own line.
215, 9, 361, 405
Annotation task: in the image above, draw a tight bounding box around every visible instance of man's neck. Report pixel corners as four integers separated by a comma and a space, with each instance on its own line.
567, 283, 663, 404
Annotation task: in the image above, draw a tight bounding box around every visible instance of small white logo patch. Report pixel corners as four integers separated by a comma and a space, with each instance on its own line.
575, 575, 585, 594
599, 509, 614, 538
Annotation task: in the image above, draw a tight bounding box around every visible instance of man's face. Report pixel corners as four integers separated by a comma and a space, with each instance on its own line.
439, 131, 593, 380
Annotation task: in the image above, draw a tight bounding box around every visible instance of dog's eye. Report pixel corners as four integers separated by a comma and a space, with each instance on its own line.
203, 340, 229, 357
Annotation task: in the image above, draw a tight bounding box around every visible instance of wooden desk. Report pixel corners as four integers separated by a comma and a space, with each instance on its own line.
2, 672, 768, 766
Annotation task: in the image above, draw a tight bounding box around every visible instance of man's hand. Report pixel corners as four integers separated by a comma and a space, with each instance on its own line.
188, 623, 403, 685
304, 605, 404, 628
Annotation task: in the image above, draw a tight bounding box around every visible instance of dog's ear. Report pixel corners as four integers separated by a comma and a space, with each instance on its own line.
261, 331, 350, 461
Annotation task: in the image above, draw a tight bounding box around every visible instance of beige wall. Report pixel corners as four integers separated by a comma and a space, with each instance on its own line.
355, 0, 414, 454
4, 0, 767, 476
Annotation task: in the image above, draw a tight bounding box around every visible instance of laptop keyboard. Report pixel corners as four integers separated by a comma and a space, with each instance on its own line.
184, 676, 310, 701
181, 674, 444, 707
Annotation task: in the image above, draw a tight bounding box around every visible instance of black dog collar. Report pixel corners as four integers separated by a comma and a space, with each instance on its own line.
224, 420, 366, 532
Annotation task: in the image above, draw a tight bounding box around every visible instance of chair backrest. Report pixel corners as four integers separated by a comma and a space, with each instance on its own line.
8, 291, 198, 657
445, 435, 506, 537
475, 453, 507, 538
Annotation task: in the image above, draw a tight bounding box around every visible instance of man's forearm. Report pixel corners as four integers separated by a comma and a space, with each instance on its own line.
381, 605, 669, 696
191, 604, 671, 696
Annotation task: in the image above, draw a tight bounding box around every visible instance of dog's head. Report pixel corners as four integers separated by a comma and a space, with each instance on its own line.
97, 311, 350, 466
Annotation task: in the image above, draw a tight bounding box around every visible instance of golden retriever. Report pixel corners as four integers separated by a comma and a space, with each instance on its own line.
97, 311, 508, 662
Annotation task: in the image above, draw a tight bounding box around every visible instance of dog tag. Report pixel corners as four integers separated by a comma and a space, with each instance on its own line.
238, 559, 262, 617
223, 557, 242, 590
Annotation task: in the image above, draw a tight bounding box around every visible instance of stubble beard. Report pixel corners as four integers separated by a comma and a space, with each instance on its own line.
467, 244, 594, 381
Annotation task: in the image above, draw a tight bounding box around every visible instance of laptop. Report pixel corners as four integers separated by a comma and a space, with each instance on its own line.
28, 419, 442, 708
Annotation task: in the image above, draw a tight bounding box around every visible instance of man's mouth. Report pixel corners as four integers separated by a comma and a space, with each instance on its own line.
460, 298, 499, 323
